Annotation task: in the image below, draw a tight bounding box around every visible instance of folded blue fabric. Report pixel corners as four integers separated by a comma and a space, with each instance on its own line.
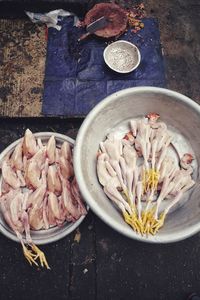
42, 17, 165, 116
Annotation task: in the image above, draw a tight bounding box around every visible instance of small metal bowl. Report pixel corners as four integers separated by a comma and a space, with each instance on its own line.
0, 132, 87, 245
103, 40, 141, 73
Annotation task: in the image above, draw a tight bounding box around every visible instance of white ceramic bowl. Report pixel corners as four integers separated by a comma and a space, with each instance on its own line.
0, 132, 87, 245
103, 40, 141, 73
74, 86, 200, 243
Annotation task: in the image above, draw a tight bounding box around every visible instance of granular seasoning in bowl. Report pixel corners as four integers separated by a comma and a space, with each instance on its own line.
104, 40, 141, 73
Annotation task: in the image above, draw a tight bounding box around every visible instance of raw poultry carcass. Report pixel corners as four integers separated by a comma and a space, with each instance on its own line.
97, 113, 195, 236
0, 129, 87, 268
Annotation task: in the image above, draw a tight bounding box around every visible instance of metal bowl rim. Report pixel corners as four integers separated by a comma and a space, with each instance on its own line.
103, 40, 141, 73
74, 86, 200, 244
0, 132, 87, 245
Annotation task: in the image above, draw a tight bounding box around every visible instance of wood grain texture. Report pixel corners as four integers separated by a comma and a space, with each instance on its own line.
0, 3, 200, 298
95, 216, 200, 300
68, 213, 96, 300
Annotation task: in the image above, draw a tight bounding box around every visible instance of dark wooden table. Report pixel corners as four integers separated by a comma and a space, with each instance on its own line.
0, 1, 200, 300
0, 118, 199, 300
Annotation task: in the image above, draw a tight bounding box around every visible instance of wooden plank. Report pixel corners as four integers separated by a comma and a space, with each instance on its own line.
69, 212, 96, 300
95, 217, 200, 300
0, 234, 71, 300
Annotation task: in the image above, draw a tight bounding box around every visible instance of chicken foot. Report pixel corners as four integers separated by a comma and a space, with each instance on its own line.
22, 207, 50, 269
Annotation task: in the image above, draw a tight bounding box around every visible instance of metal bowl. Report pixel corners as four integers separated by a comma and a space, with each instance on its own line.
74, 87, 200, 243
84, 3, 128, 38
103, 41, 141, 73
0, 132, 87, 245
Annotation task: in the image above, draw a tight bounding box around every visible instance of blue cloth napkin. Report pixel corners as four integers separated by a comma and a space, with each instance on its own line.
42, 17, 165, 116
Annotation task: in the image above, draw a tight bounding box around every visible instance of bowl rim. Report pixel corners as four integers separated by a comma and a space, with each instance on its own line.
103, 40, 141, 74
0, 132, 87, 245
74, 86, 200, 244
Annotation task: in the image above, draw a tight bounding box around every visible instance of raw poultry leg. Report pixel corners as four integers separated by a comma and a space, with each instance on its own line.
46, 136, 56, 164
10, 141, 23, 170
22, 129, 38, 158
60, 141, 72, 162
2, 160, 21, 189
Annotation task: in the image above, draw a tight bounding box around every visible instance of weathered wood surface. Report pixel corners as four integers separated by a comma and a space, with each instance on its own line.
0, 0, 200, 116
0, 1, 200, 299
0, 118, 199, 300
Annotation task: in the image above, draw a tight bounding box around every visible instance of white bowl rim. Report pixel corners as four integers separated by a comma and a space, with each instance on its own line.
0, 132, 87, 245
74, 86, 200, 244
103, 40, 141, 74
